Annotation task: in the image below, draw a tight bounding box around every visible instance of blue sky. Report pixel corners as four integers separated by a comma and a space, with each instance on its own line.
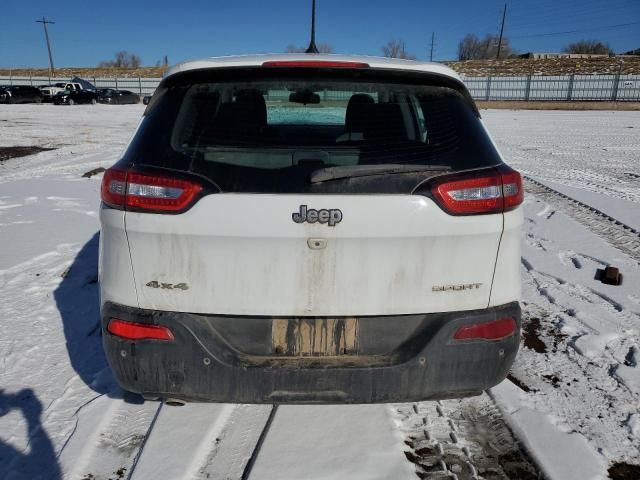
1, 0, 638, 68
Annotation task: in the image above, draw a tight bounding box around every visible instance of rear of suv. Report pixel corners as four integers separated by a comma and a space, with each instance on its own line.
99, 54, 523, 403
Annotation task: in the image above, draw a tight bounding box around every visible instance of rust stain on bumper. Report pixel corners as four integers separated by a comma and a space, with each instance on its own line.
272, 318, 359, 356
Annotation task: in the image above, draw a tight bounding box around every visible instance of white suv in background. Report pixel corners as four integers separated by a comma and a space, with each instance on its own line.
99, 54, 523, 403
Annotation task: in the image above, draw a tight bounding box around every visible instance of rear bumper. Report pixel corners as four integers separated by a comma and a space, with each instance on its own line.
102, 301, 520, 404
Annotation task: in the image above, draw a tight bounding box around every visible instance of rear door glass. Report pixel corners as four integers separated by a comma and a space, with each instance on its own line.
125, 70, 502, 194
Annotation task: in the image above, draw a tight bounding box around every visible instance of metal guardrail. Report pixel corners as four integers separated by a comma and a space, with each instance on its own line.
461, 74, 640, 101
1, 74, 639, 101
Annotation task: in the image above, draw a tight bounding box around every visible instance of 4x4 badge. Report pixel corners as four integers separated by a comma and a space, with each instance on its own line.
292, 205, 342, 227
146, 281, 189, 290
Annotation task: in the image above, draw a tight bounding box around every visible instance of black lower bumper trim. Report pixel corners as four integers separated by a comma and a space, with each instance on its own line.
102, 302, 521, 404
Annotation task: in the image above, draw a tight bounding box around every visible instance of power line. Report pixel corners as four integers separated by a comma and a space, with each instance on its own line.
507, 1, 638, 29
511, 20, 640, 39
508, 9, 638, 30
35, 16, 55, 74
508, 0, 635, 18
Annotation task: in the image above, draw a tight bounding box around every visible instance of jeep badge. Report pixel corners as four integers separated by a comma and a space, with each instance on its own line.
292, 205, 342, 226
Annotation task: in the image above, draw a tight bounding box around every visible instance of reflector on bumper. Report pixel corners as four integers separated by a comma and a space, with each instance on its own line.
107, 318, 174, 341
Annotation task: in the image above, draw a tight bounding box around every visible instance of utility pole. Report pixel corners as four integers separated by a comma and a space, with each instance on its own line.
429, 32, 435, 61
36, 17, 55, 75
496, 3, 507, 59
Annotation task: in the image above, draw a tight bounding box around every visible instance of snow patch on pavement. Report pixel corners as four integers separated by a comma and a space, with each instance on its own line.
248, 405, 414, 480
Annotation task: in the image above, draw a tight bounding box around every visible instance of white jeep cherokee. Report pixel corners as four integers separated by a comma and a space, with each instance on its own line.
99, 54, 523, 403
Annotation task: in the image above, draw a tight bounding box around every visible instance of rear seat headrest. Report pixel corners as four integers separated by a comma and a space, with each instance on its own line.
209, 89, 267, 142
364, 102, 408, 142
345, 93, 375, 133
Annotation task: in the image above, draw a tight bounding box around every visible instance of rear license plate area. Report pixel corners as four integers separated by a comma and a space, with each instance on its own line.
272, 318, 359, 356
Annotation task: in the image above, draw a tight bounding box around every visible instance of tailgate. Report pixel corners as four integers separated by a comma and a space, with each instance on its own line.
125, 194, 502, 316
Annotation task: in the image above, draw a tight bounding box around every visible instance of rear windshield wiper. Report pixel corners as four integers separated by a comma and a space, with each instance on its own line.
309, 164, 451, 183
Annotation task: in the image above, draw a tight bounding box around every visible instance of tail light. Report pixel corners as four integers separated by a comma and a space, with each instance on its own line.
107, 318, 174, 341
101, 168, 203, 213
429, 165, 523, 215
453, 317, 517, 341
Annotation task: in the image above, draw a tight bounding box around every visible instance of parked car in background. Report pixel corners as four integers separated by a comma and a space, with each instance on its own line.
40, 79, 95, 102
40, 83, 72, 102
53, 89, 97, 105
97, 89, 140, 104
0, 85, 44, 104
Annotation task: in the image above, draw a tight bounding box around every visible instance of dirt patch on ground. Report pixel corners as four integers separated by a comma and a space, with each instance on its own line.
82, 167, 106, 178
477, 101, 640, 111
608, 462, 640, 480
507, 374, 537, 393
0, 146, 55, 162
0, 66, 168, 78
498, 450, 539, 480
447, 57, 640, 76
542, 373, 561, 388
522, 317, 548, 354
4, 57, 640, 78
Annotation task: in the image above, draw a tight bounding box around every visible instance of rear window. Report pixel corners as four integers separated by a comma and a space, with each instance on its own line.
123, 69, 502, 194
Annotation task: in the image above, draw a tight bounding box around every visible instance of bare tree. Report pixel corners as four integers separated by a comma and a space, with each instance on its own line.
563, 40, 614, 55
457, 34, 513, 60
457, 34, 484, 61
285, 43, 334, 53
381, 40, 416, 60
98, 51, 142, 68
156, 55, 169, 68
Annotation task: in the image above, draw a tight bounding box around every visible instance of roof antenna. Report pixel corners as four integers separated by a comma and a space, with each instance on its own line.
305, 0, 319, 53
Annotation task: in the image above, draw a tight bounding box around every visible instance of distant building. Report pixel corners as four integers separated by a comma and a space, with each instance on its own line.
519, 52, 610, 59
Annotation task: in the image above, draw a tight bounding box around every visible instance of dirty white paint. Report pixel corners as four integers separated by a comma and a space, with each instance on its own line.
110, 194, 517, 316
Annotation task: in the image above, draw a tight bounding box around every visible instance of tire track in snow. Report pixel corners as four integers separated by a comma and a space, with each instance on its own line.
59, 398, 275, 480
512, 301, 640, 466
126, 403, 237, 480
58, 396, 161, 480
395, 394, 539, 479
239, 405, 277, 480
524, 177, 640, 262
516, 192, 640, 467
165, 403, 276, 480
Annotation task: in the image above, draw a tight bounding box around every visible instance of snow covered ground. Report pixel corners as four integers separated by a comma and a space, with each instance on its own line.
0, 104, 639, 480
